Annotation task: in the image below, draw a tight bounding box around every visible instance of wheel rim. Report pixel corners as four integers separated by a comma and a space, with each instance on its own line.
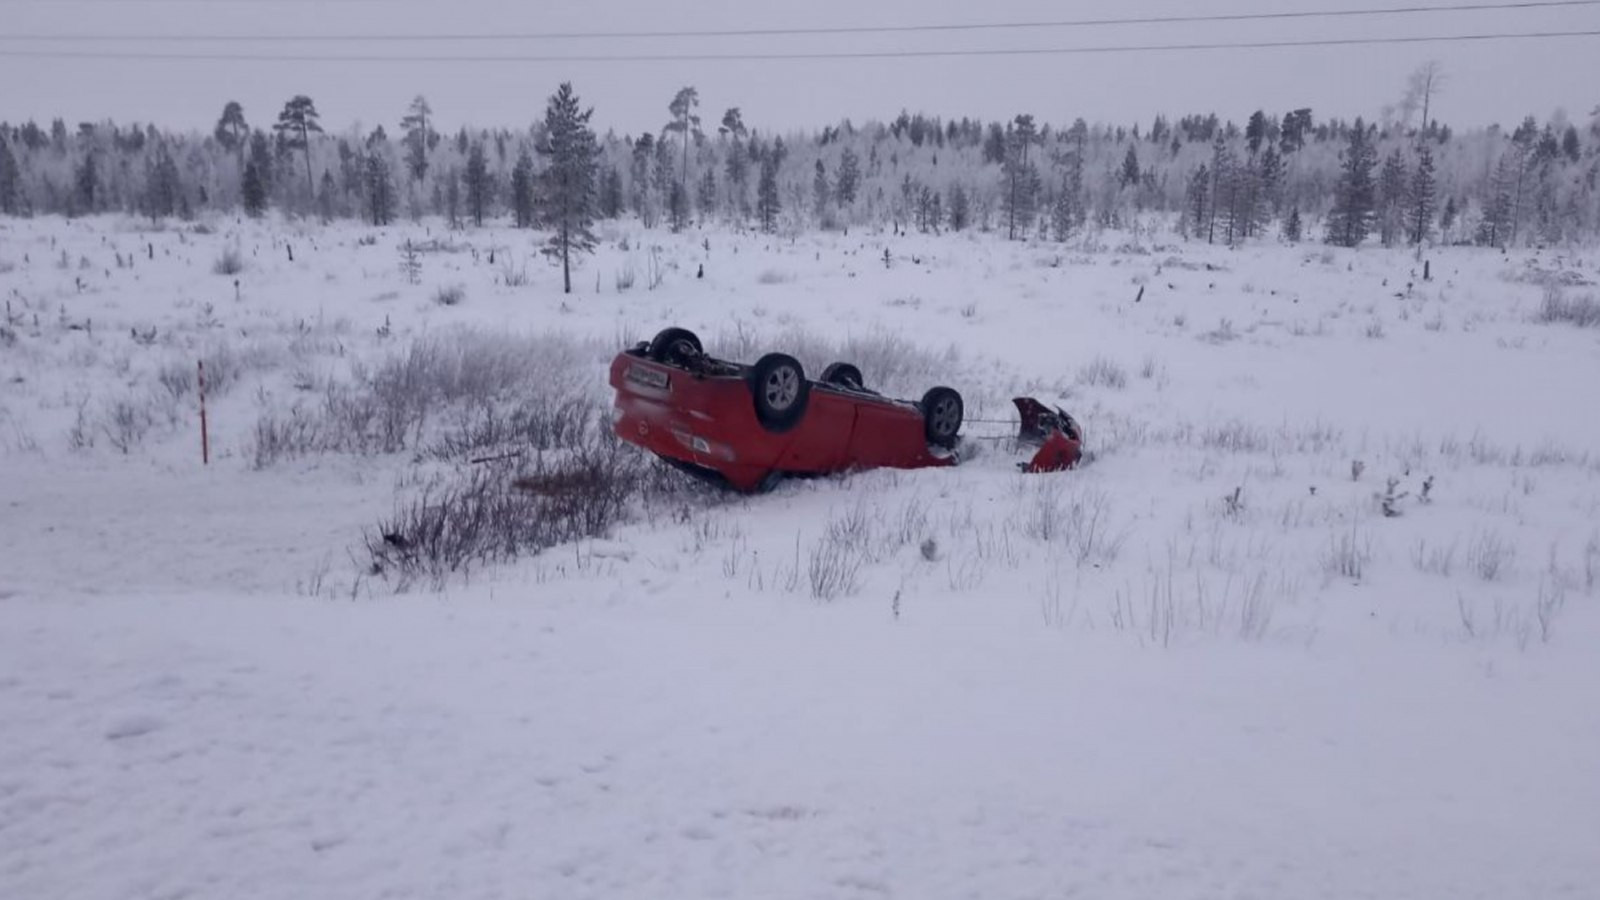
931, 397, 960, 436
765, 367, 800, 410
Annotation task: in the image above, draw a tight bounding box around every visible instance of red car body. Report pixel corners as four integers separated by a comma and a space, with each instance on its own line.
608, 339, 958, 492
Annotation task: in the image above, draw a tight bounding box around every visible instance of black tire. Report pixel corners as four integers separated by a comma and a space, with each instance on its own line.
647, 327, 703, 365
921, 387, 964, 449
748, 353, 810, 433
820, 362, 865, 391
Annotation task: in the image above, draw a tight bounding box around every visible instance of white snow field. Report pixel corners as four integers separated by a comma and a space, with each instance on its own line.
3, 214, 1600, 899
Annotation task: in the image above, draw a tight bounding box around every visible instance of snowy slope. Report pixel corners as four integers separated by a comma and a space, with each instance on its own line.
3, 213, 1600, 899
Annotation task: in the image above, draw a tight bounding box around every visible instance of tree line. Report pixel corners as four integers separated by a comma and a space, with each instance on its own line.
1, 74, 1597, 254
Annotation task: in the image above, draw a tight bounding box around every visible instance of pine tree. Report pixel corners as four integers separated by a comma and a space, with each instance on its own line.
144, 148, 182, 221
756, 153, 780, 233
721, 108, 749, 220
667, 180, 688, 232
1408, 143, 1437, 245
273, 95, 322, 199
1221, 156, 1257, 245
317, 170, 337, 222
214, 102, 248, 157
1284, 207, 1303, 243
1002, 114, 1039, 240
696, 167, 716, 221
74, 151, 98, 215
1245, 110, 1269, 156
1257, 146, 1284, 219
835, 148, 860, 208
399, 95, 434, 182
1440, 194, 1459, 238
464, 142, 490, 227
812, 159, 831, 225
664, 87, 701, 202
1058, 142, 1087, 237
1478, 150, 1519, 248
599, 165, 624, 219
444, 166, 462, 229
947, 183, 970, 231
248, 130, 274, 190
1120, 144, 1141, 188
365, 151, 394, 226
1377, 148, 1408, 246
1051, 175, 1076, 242
1325, 118, 1378, 247
510, 149, 535, 228
1184, 164, 1210, 239
241, 159, 267, 217
1206, 136, 1236, 244
0, 138, 21, 216
536, 82, 600, 295
630, 134, 658, 227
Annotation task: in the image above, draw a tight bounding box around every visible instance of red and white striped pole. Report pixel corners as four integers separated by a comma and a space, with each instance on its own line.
198, 359, 210, 466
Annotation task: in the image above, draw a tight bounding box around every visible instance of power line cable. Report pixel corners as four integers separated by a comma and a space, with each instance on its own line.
0, 29, 1597, 61
2, 0, 1599, 42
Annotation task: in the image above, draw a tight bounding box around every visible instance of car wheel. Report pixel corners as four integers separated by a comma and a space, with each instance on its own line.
820, 362, 865, 390
749, 353, 810, 433
921, 386, 964, 449
647, 327, 703, 365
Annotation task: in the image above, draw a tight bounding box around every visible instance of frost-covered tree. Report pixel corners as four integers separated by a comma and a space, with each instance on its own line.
756, 151, 780, 233
1183, 163, 1210, 239
1120, 145, 1141, 188
214, 102, 248, 157
1206, 136, 1236, 244
365, 151, 395, 226
536, 82, 600, 294
1279, 108, 1312, 154
696, 167, 716, 222
947, 182, 970, 231
1257, 146, 1284, 218
664, 86, 700, 197
510, 149, 535, 228
400, 95, 435, 182
1246, 110, 1269, 156
1284, 207, 1303, 242
464, 141, 490, 227
720, 108, 748, 219
241, 157, 267, 217
74, 151, 98, 215
1409, 143, 1437, 245
1001, 114, 1039, 240
1325, 118, 1377, 247
834, 147, 860, 208
0, 137, 21, 215
317, 170, 337, 223
143, 148, 182, 221
630, 134, 658, 227
812, 159, 831, 225
1478, 148, 1521, 248
1440, 195, 1459, 239
273, 95, 322, 198
1376, 148, 1408, 246
599, 164, 624, 219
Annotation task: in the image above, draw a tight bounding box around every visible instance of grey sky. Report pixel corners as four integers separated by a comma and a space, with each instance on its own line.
2, 0, 1597, 136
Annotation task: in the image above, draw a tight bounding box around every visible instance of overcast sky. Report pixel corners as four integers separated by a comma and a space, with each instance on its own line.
2, 0, 1597, 137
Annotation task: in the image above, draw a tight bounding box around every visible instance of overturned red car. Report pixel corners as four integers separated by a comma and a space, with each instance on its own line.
608, 327, 1082, 492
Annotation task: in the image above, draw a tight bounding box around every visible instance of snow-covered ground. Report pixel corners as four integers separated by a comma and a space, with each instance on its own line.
3, 213, 1599, 899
